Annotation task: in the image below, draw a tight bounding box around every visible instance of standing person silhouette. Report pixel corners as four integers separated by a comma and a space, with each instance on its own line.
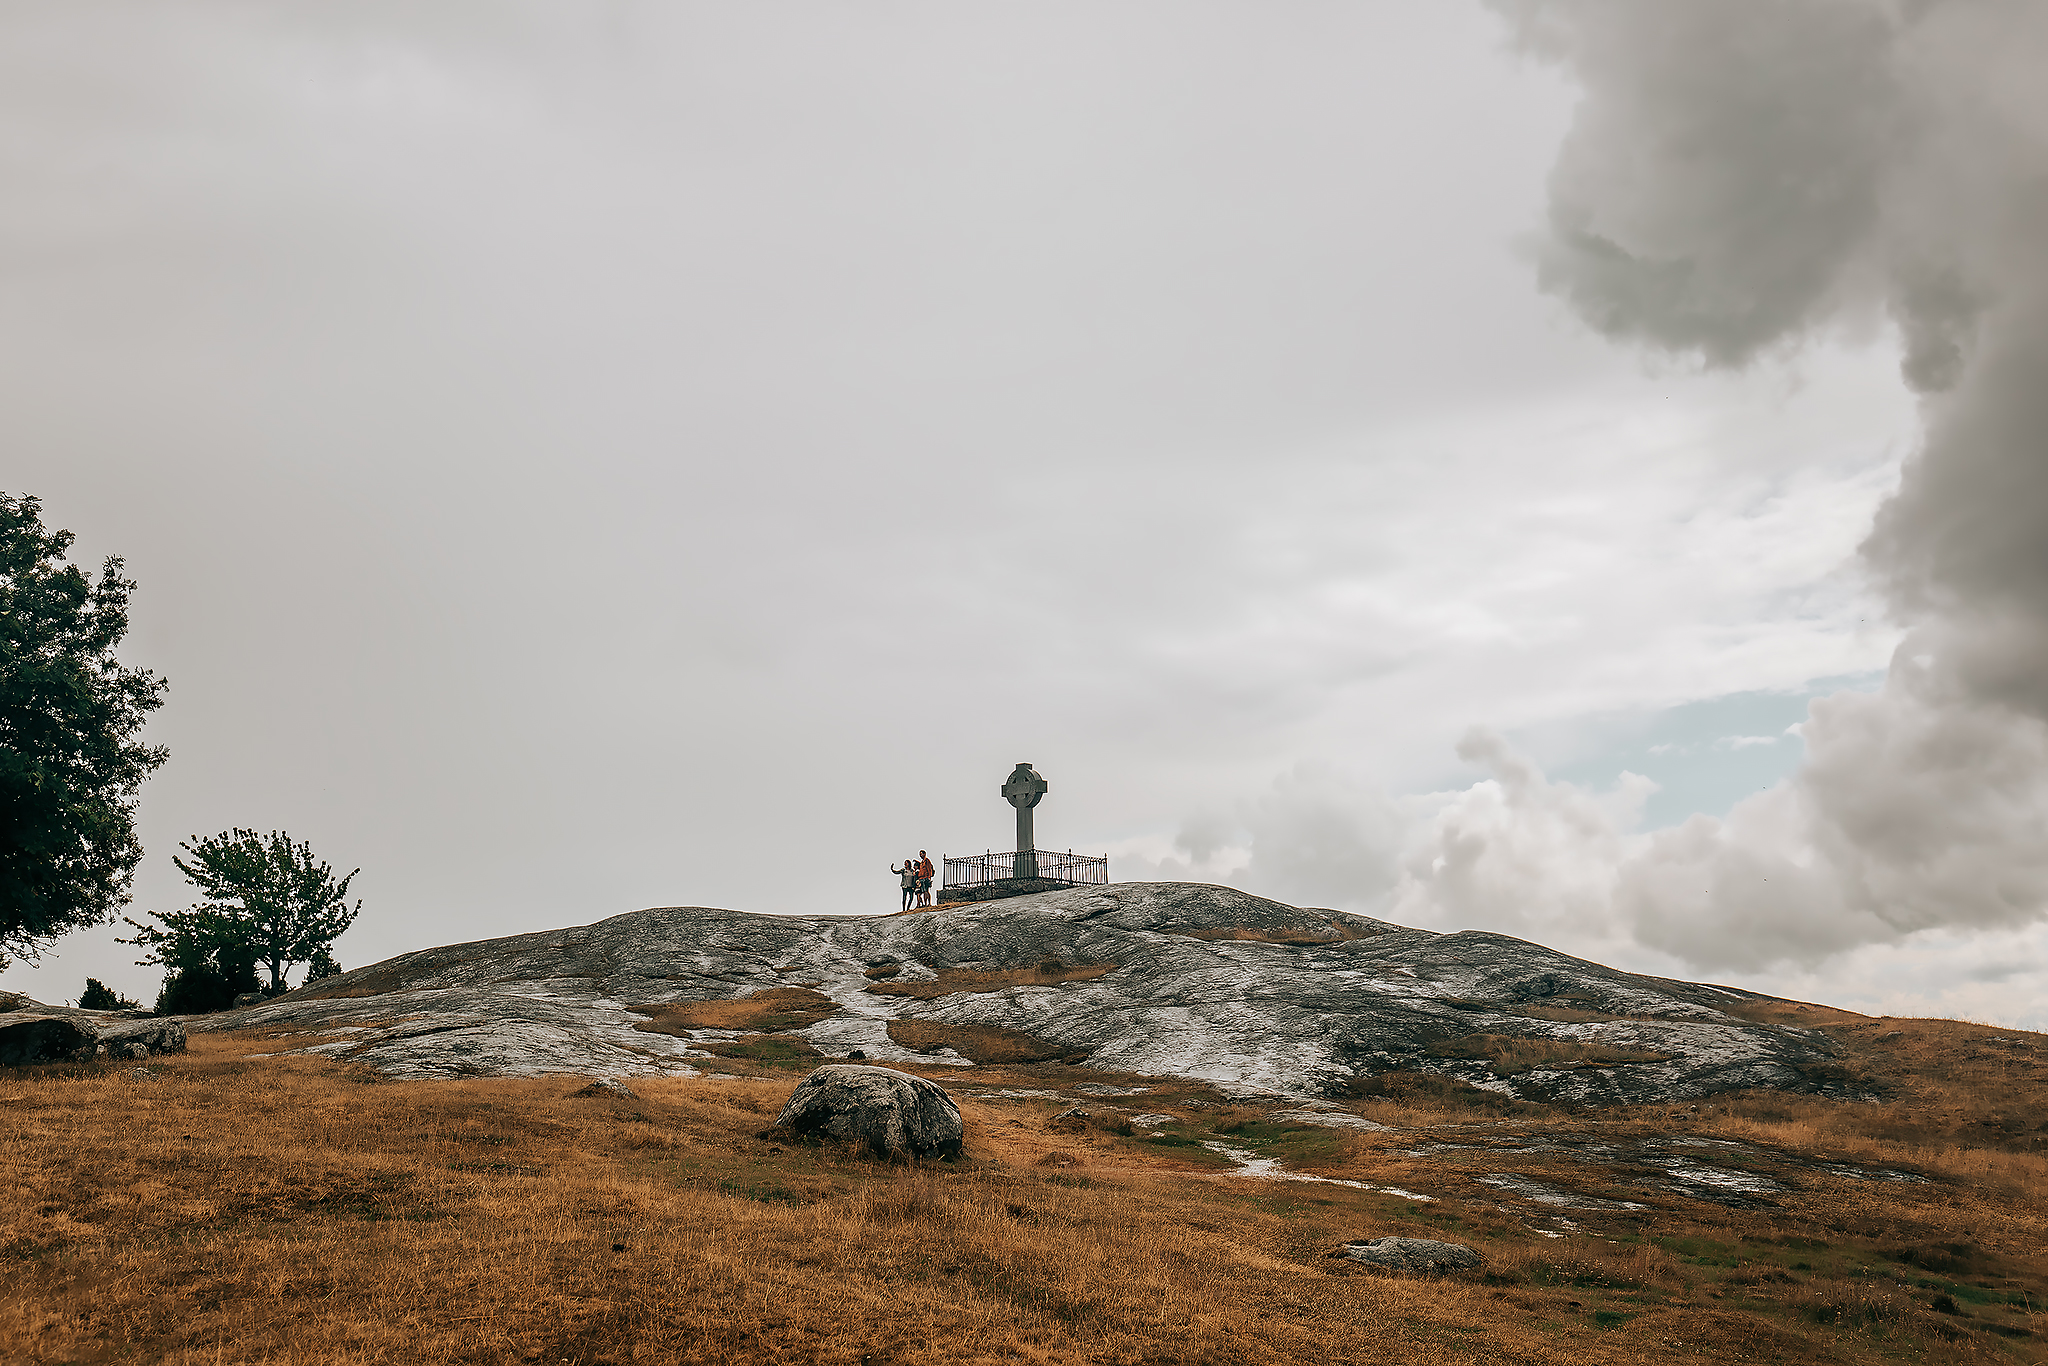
891, 857, 916, 912
916, 850, 936, 908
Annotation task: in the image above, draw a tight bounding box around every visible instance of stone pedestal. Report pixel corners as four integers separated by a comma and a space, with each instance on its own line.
934, 877, 1080, 906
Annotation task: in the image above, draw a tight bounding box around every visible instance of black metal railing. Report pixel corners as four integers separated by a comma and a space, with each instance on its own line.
944, 849, 1108, 889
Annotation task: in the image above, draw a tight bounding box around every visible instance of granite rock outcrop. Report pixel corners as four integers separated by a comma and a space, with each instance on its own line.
179, 882, 1856, 1104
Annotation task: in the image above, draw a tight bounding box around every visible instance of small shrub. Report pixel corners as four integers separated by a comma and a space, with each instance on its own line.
155, 944, 260, 1014
78, 978, 139, 1011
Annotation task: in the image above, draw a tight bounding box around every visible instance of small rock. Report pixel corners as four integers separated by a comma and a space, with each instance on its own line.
232, 991, 267, 1009
1052, 1106, 1090, 1121
1072, 1083, 1146, 1097
1335, 1237, 1481, 1273
1131, 1113, 1178, 1127
769, 1064, 963, 1160
571, 1077, 638, 1099
127, 1067, 157, 1081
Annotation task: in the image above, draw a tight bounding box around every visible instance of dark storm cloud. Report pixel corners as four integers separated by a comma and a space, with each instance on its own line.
1493, 0, 2048, 968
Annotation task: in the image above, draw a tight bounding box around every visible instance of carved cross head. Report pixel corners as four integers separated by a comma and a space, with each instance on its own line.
1002, 762, 1047, 809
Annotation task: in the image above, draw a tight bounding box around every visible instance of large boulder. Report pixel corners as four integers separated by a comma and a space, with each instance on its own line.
98, 1017, 187, 1059
1335, 1237, 1481, 1273
0, 1013, 98, 1065
771, 1064, 963, 1159
0, 1012, 187, 1065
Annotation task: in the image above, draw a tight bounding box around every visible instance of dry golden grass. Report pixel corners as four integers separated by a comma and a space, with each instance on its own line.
630, 988, 841, 1035
3, 1010, 2047, 1365
885, 1020, 1083, 1064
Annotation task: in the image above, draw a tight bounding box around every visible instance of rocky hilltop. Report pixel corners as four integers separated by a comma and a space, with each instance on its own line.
193, 882, 1855, 1104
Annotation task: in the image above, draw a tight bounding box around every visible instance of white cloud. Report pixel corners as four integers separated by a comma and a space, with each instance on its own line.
1223, 688, 2048, 1012
1402, 0, 2048, 1008
1741, 926, 2048, 1033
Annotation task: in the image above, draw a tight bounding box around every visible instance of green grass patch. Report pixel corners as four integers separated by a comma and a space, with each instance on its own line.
1212, 1119, 1347, 1164
1656, 1236, 1744, 1267
716, 1179, 810, 1205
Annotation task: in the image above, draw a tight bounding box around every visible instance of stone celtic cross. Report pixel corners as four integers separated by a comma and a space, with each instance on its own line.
1001, 762, 1047, 878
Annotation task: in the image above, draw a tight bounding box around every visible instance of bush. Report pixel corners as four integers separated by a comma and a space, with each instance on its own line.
78, 978, 140, 1010
155, 941, 259, 1014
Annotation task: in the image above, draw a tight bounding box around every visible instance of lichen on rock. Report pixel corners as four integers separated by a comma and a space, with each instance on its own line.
769, 1064, 963, 1159
179, 881, 1860, 1103
1335, 1237, 1481, 1273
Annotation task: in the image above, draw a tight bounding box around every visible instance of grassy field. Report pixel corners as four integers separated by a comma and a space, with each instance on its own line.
3, 1009, 2045, 1365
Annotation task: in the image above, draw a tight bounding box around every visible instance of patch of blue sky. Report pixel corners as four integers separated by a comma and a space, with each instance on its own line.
1517, 673, 1885, 831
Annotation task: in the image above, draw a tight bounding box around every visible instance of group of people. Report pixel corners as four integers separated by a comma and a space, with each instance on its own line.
892, 850, 936, 911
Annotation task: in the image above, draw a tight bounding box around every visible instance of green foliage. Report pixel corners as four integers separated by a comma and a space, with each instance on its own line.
123, 828, 360, 997
78, 977, 140, 1010
151, 919, 261, 1014
306, 944, 344, 981
0, 493, 169, 961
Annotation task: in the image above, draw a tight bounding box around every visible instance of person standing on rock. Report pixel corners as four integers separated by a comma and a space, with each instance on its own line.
916, 851, 935, 908
891, 857, 917, 912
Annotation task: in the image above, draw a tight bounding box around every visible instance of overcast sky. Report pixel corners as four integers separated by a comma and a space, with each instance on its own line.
8, 1, 2046, 1030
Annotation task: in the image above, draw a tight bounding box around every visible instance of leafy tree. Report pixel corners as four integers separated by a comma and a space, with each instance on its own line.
306, 945, 344, 981
78, 976, 140, 1010
136, 907, 261, 1013
123, 829, 360, 998
0, 494, 169, 966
